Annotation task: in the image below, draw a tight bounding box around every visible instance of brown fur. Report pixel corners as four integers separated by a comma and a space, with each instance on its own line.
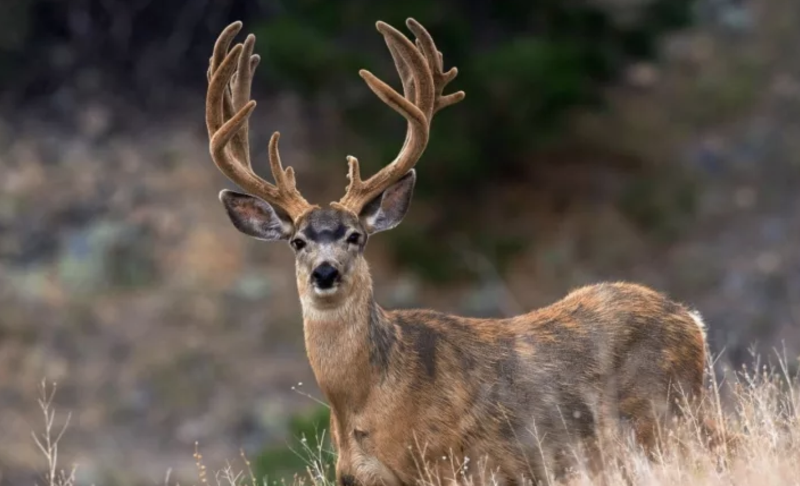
293, 215, 710, 485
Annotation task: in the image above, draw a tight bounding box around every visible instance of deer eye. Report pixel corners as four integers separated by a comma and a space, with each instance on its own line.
291, 238, 306, 251
346, 232, 361, 244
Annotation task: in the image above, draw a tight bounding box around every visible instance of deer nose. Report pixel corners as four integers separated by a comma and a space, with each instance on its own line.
311, 262, 340, 289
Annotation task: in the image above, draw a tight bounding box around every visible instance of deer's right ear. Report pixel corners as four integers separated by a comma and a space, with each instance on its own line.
219, 190, 294, 241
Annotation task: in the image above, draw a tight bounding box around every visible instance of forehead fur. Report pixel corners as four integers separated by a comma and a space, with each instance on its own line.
298, 208, 361, 241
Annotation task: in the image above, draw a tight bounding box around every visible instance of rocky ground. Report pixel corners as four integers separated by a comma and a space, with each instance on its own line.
2, 0, 799, 484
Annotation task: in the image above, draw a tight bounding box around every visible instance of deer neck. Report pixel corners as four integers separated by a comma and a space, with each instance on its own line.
300, 261, 388, 409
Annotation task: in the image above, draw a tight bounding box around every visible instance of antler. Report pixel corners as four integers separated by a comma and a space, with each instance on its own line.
332, 18, 465, 214
206, 21, 316, 222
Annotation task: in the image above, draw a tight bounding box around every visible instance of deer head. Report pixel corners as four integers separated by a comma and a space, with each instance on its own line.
206, 19, 464, 309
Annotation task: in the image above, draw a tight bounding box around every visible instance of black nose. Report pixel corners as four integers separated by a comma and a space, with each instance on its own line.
311, 262, 340, 289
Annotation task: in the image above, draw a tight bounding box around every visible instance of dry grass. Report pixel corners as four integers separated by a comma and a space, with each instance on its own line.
31, 350, 799, 486
30, 381, 76, 486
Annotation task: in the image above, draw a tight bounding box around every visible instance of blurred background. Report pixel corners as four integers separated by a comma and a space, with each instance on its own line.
1, 0, 798, 484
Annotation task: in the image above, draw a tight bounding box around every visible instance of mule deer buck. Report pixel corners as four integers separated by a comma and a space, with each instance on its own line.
205, 18, 716, 485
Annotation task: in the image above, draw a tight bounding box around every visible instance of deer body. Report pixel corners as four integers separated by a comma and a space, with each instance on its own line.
204, 19, 711, 485
302, 266, 706, 484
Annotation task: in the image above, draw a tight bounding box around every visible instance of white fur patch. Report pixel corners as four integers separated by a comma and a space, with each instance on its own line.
300, 292, 364, 323
688, 309, 707, 339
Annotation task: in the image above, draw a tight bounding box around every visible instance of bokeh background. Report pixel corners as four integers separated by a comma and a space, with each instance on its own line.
1, 0, 798, 484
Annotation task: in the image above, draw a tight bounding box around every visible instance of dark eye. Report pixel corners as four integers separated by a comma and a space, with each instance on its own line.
291, 238, 306, 251
346, 232, 361, 244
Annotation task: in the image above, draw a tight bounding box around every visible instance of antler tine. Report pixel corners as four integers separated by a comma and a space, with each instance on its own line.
333, 18, 464, 214
210, 22, 241, 77
206, 22, 315, 222
207, 30, 259, 157
384, 40, 416, 153
227, 34, 258, 168
207, 43, 264, 196
407, 19, 466, 114
384, 34, 418, 118
207, 21, 242, 139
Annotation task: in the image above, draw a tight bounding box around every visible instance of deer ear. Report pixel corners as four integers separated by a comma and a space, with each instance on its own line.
360, 170, 416, 234
219, 190, 294, 241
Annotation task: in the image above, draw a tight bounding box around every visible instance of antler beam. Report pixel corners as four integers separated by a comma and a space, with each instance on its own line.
206, 21, 316, 222
333, 18, 465, 214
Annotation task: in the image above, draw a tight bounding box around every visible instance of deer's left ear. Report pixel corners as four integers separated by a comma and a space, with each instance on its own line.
359, 170, 416, 235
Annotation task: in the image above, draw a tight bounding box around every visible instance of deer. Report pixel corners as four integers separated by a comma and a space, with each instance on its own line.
205, 18, 718, 486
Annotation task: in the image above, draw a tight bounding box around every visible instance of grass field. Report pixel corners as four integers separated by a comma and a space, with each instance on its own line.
30, 350, 799, 486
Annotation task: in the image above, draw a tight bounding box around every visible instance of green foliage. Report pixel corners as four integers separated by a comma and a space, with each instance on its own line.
0, 0, 34, 51
391, 229, 466, 283
392, 228, 528, 284
253, 0, 694, 186
252, 405, 335, 482
0, 0, 36, 82
615, 170, 699, 241
251, 0, 696, 276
